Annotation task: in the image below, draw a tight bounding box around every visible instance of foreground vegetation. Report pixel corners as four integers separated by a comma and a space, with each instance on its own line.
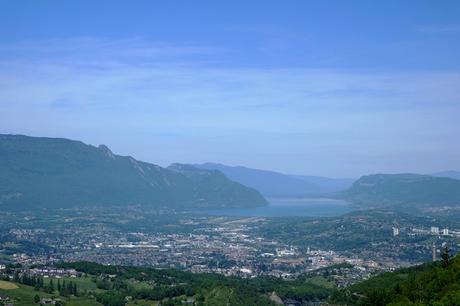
0, 262, 334, 306
2, 252, 460, 305
58, 261, 333, 306
330, 250, 460, 305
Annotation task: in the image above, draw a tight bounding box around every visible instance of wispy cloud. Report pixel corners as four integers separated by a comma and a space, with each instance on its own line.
1, 38, 459, 115
418, 24, 460, 34
0, 37, 219, 58
1, 37, 459, 176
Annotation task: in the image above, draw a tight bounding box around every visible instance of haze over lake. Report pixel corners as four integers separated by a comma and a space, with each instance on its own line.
202, 198, 354, 217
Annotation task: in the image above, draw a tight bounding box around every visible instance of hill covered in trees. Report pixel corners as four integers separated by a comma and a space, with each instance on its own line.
343, 173, 460, 209
330, 250, 460, 305
432, 170, 460, 180
0, 134, 267, 210
56, 261, 333, 306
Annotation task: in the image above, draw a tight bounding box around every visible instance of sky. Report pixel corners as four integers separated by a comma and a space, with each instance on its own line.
1, 0, 459, 177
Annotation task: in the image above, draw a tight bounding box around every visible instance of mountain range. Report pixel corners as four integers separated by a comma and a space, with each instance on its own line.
0, 134, 267, 210
194, 163, 355, 197
2, 134, 460, 211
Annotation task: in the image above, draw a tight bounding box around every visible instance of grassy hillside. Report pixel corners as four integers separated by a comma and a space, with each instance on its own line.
0, 134, 267, 210
0, 279, 18, 289
0, 280, 101, 306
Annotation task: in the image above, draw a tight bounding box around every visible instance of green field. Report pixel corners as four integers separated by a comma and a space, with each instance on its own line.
44, 276, 98, 291
66, 297, 103, 306
127, 300, 159, 306
307, 276, 335, 289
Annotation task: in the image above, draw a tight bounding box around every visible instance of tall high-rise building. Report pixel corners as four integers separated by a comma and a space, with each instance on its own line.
392, 227, 399, 236
432, 242, 437, 262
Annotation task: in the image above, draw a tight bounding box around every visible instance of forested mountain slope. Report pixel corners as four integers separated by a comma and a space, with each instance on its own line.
0, 134, 267, 210
343, 173, 460, 208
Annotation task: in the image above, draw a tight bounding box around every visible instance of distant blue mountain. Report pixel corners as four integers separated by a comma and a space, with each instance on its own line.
290, 175, 356, 194
194, 163, 355, 197
432, 170, 460, 180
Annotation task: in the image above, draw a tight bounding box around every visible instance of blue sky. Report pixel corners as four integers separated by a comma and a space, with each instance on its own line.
1, 0, 459, 177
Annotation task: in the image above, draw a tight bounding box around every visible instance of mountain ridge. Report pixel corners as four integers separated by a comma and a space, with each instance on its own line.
0, 134, 267, 210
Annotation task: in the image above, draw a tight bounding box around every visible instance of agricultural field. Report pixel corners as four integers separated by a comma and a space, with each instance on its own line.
0, 280, 19, 289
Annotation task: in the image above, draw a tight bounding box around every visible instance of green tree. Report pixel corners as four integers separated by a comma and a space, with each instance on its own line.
34, 294, 40, 303
441, 245, 450, 268
73, 282, 78, 296
13, 271, 19, 282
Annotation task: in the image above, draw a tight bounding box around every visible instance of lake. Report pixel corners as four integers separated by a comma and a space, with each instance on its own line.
202, 198, 354, 217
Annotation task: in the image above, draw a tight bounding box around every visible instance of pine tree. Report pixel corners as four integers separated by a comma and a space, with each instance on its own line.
49, 278, 54, 292
34, 294, 40, 303
22, 273, 28, 285
442, 244, 450, 268
394, 283, 402, 295
13, 270, 19, 282
73, 282, 77, 296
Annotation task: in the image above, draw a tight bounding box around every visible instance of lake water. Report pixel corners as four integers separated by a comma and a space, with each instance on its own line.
202, 198, 354, 217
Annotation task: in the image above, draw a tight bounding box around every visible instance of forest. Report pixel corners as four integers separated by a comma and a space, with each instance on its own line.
330, 248, 460, 305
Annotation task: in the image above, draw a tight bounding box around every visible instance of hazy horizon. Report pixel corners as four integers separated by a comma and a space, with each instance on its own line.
1, 1, 460, 177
